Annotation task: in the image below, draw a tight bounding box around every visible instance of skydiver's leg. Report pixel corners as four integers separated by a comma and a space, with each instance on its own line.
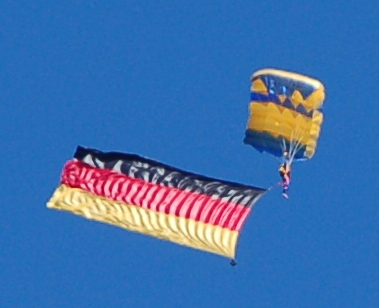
282, 184, 289, 199
284, 174, 290, 185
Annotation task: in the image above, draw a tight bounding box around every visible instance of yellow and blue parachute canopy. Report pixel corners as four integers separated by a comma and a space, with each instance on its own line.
244, 68, 326, 161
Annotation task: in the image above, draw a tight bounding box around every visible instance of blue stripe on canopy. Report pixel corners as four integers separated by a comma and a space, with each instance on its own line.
244, 130, 307, 161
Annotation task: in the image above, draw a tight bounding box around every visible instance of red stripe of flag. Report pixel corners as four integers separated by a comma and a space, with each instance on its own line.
61, 160, 249, 231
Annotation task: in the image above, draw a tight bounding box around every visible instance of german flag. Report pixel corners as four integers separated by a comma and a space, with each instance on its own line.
47, 146, 266, 260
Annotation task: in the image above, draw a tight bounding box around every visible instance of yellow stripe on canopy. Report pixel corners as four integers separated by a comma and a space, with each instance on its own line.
247, 103, 323, 159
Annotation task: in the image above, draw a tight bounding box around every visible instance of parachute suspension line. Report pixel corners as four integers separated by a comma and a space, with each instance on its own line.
288, 132, 297, 164
291, 124, 307, 163
280, 138, 287, 160
281, 117, 304, 165
280, 124, 306, 166
278, 118, 292, 163
277, 112, 306, 165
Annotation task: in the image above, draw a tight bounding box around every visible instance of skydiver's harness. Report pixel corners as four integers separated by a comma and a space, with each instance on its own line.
279, 169, 291, 185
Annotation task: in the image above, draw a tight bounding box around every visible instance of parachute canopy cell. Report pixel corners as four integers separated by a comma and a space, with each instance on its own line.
47, 146, 267, 259
244, 68, 326, 161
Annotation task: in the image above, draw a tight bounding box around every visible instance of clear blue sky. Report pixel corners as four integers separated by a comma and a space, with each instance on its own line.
2, 1, 379, 307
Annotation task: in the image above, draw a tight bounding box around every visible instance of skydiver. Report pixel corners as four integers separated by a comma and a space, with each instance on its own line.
279, 162, 291, 199
278, 151, 291, 198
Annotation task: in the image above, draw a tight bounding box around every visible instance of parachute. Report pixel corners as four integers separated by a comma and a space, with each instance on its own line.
244, 68, 325, 164
47, 146, 266, 260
